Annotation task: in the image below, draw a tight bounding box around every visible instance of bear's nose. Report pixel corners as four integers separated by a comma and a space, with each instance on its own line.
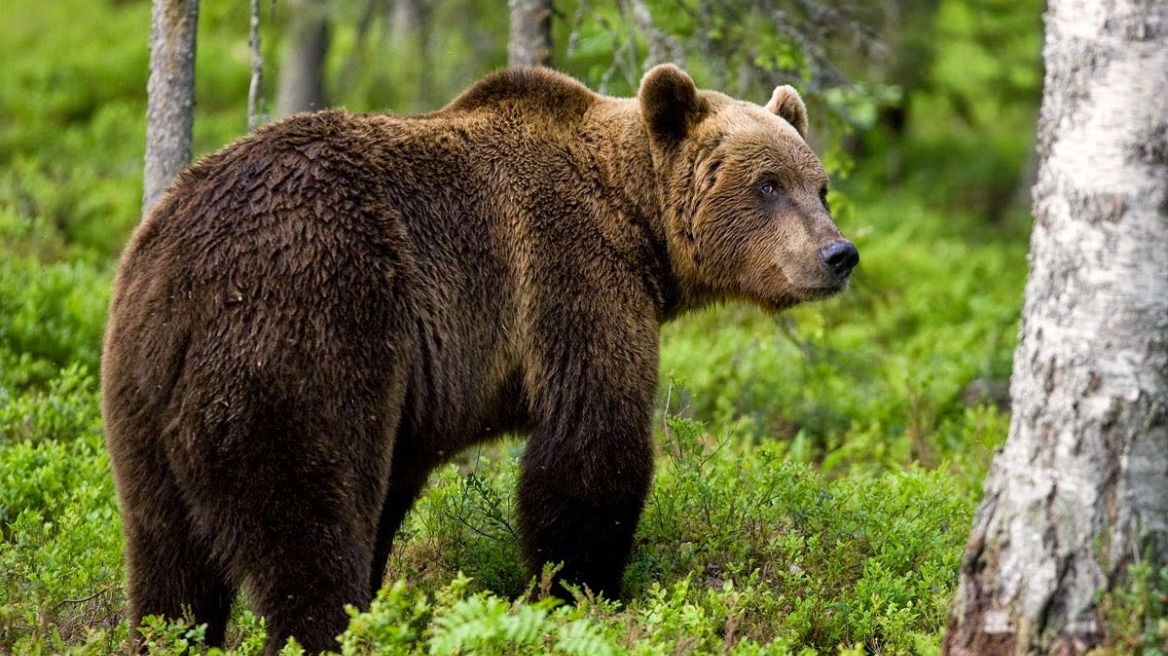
818, 240, 859, 278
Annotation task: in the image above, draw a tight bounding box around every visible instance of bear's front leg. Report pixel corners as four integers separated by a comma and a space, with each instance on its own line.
517, 306, 659, 600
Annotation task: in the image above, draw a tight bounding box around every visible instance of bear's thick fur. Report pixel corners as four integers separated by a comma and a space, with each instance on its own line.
102, 65, 857, 654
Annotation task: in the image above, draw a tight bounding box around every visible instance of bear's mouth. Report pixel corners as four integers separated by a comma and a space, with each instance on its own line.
796, 280, 849, 300
776, 264, 851, 301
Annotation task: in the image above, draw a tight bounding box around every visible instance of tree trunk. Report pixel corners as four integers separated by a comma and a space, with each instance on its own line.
390, 0, 435, 112
276, 0, 330, 117
943, 0, 1168, 653
143, 0, 198, 214
508, 0, 552, 67
247, 0, 265, 132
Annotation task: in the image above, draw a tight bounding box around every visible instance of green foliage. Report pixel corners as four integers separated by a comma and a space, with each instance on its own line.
274, 419, 972, 654
633, 416, 973, 651
874, 0, 1045, 224
1098, 559, 1168, 655
1, 0, 147, 258
339, 581, 430, 653
928, 0, 1043, 126
400, 458, 529, 595
0, 367, 123, 653
0, 257, 110, 388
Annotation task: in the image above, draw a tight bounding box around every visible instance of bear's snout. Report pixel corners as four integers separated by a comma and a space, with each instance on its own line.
818, 240, 860, 280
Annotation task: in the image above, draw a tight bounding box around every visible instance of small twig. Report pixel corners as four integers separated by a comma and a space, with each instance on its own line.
51, 586, 114, 613
451, 509, 505, 542
662, 378, 674, 448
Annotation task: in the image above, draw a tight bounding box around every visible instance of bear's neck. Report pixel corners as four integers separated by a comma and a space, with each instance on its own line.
583, 100, 702, 321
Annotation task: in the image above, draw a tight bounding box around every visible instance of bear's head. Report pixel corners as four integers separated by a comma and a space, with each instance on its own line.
639, 65, 858, 312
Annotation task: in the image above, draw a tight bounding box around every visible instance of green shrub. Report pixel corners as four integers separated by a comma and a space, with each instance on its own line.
0, 366, 123, 653
396, 456, 529, 596
0, 257, 110, 389
1098, 559, 1168, 655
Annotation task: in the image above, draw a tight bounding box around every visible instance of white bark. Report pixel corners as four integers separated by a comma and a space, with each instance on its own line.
247, 0, 265, 131
944, 0, 1168, 653
142, 0, 198, 214
508, 0, 552, 68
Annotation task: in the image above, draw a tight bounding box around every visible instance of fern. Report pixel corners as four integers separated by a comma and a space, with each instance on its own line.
553, 620, 616, 656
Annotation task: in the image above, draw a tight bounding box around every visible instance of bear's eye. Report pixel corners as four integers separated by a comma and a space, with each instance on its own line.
758, 181, 780, 197
819, 185, 830, 210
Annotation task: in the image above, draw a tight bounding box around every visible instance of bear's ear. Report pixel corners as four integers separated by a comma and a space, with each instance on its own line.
639, 64, 703, 145
766, 85, 809, 139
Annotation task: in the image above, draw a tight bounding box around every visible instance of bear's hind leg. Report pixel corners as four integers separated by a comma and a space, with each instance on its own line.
241, 517, 373, 656
191, 395, 401, 655
121, 466, 236, 650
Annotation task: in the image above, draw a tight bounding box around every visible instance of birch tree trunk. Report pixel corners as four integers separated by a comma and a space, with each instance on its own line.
943, 0, 1168, 653
508, 0, 552, 67
247, 0, 265, 132
142, 0, 198, 214
276, 0, 330, 117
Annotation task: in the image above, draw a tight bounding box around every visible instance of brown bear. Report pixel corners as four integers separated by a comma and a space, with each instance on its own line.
102, 64, 857, 654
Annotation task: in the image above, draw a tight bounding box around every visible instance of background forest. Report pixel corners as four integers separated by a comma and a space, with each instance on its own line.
0, 0, 1054, 653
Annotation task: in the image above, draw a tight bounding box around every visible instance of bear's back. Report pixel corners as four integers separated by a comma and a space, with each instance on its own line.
139, 67, 603, 263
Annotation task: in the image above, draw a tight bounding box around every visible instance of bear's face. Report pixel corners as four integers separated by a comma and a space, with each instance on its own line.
639, 65, 858, 311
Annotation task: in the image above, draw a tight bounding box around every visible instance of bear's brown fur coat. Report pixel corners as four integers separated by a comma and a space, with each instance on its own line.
102, 65, 856, 654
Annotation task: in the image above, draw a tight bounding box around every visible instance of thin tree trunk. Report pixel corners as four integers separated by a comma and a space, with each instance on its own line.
943, 0, 1168, 653
247, 0, 265, 132
143, 0, 199, 214
276, 0, 330, 117
389, 0, 423, 43
389, 0, 434, 112
508, 0, 552, 67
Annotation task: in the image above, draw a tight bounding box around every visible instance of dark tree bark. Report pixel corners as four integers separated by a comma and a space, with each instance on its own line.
508, 0, 552, 67
943, 0, 1168, 653
276, 0, 330, 117
143, 0, 198, 214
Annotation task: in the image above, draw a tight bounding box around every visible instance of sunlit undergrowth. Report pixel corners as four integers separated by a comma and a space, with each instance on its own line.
1, 389, 978, 654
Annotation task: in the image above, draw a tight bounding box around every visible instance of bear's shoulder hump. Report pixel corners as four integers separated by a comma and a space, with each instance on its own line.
442, 67, 596, 121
